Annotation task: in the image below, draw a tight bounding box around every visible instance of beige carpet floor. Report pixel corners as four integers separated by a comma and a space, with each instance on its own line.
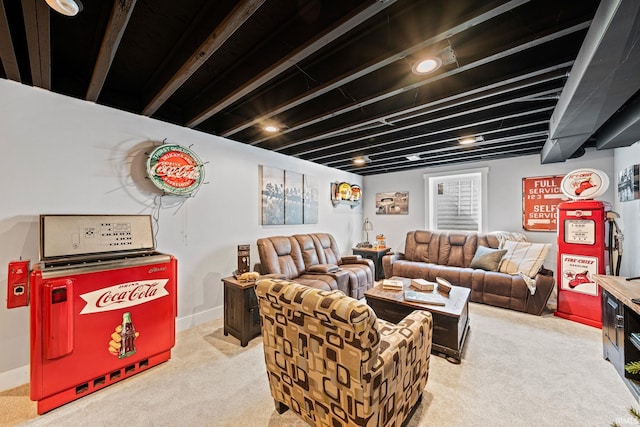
2, 302, 638, 427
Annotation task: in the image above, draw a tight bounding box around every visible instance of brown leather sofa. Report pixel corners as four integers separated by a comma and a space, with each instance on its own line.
382, 230, 555, 315
257, 233, 375, 299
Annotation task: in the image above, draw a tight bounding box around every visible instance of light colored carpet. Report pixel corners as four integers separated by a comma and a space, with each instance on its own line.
2, 302, 638, 427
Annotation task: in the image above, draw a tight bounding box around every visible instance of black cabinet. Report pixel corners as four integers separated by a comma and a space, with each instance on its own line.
352, 247, 391, 281
222, 277, 261, 347
600, 285, 640, 400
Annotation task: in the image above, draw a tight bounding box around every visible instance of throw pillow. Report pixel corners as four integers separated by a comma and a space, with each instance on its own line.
469, 246, 508, 271
498, 240, 550, 278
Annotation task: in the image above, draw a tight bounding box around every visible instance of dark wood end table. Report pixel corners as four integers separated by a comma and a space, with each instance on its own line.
352, 247, 391, 281
364, 278, 470, 363
222, 276, 262, 347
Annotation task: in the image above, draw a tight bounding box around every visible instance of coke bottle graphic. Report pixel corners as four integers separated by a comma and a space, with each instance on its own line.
119, 312, 136, 359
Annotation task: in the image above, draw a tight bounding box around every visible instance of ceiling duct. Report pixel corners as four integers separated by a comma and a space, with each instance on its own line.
540, 0, 640, 163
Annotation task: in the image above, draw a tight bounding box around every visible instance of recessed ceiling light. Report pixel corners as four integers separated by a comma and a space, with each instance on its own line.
353, 156, 371, 166
406, 155, 421, 161
263, 125, 279, 133
45, 0, 83, 16
458, 136, 484, 145
412, 57, 442, 75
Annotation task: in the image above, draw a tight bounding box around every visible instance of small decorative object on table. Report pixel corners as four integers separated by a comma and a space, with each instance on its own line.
411, 278, 435, 292
382, 278, 405, 290
403, 290, 447, 306
237, 244, 250, 274
234, 271, 260, 282
436, 277, 452, 295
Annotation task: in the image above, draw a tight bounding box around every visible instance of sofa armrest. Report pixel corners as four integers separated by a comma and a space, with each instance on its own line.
526, 271, 555, 315
382, 253, 404, 279
308, 263, 339, 273
341, 255, 362, 263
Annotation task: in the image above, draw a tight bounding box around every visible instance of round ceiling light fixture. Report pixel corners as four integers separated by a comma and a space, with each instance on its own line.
263, 125, 280, 133
412, 57, 442, 75
45, 0, 83, 16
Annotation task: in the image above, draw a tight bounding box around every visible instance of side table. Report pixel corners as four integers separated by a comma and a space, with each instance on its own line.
221, 276, 262, 346
352, 247, 391, 281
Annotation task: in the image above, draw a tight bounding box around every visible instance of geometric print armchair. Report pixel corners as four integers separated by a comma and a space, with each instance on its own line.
255, 278, 433, 426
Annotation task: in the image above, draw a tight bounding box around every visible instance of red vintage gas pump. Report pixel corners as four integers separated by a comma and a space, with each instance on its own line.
555, 169, 622, 328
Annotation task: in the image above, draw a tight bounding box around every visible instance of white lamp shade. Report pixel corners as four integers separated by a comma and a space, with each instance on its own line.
45, 0, 82, 16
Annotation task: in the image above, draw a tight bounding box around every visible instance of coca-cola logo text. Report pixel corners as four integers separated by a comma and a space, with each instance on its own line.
146, 144, 205, 196
80, 279, 169, 314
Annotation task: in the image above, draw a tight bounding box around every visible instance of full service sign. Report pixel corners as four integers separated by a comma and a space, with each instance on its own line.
146, 144, 204, 196
522, 175, 567, 231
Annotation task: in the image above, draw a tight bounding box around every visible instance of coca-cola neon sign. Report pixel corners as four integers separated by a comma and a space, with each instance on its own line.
146, 144, 204, 196
79, 279, 169, 314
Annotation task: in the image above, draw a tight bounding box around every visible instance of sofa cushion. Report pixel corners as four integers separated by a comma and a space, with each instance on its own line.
499, 240, 550, 278
469, 246, 508, 271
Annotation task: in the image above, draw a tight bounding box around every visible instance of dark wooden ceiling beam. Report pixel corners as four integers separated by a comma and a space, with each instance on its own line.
253, 21, 590, 148
0, 0, 20, 81
21, 0, 50, 89
86, 0, 137, 102
185, 0, 399, 128
316, 110, 553, 165
221, 0, 532, 138
142, 0, 266, 116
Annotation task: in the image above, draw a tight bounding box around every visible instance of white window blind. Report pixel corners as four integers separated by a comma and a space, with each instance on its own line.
426, 170, 486, 232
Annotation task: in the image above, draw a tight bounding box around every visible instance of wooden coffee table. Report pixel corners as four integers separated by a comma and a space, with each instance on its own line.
364, 278, 470, 363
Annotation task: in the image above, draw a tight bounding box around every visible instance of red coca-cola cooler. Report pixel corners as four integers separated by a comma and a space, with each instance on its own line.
29, 214, 177, 414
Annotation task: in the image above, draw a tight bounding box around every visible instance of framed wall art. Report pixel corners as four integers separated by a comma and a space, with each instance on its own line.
260, 166, 318, 225
260, 165, 285, 225
375, 191, 408, 215
618, 165, 640, 202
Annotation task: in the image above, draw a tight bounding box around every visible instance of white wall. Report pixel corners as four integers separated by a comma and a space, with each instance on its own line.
613, 142, 640, 277
0, 80, 363, 390
362, 148, 616, 275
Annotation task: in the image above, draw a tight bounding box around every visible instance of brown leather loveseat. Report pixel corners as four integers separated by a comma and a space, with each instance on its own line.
382, 230, 555, 315
257, 233, 375, 299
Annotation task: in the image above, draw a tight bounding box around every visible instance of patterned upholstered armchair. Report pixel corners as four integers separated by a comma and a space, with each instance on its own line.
255, 278, 433, 427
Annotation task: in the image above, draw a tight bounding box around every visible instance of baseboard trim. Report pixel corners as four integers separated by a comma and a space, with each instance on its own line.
0, 365, 29, 392
176, 306, 223, 332
0, 307, 224, 393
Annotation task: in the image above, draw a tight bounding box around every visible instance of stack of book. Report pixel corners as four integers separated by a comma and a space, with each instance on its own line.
382, 279, 405, 290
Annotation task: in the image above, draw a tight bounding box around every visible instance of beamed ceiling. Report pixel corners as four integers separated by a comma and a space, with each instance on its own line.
2, 0, 640, 175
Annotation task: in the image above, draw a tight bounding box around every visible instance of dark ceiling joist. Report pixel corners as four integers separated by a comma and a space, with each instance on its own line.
185, 0, 399, 128
221, 0, 532, 138
142, 0, 266, 116
297, 81, 564, 159
336, 127, 550, 168
343, 135, 548, 173
351, 142, 546, 175
316, 108, 554, 165
290, 61, 572, 146
253, 21, 590, 147
0, 0, 20, 81
86, 0, 137, 102
21, 0, 50, 89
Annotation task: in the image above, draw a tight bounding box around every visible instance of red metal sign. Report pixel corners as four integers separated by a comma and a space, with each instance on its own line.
522, 175, 568, 231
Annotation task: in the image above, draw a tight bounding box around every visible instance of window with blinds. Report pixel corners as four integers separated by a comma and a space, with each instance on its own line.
429, 172, 482, 232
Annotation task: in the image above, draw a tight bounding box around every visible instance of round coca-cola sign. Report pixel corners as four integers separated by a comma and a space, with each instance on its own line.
146, 144, 204, 196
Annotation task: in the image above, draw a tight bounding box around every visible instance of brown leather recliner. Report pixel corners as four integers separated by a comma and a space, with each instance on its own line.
257, 233, 375, 298
256, 235, 348, 294
308, 233, 374, 299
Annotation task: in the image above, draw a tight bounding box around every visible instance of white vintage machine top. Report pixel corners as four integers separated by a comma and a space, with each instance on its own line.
39, 214, 156, 264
